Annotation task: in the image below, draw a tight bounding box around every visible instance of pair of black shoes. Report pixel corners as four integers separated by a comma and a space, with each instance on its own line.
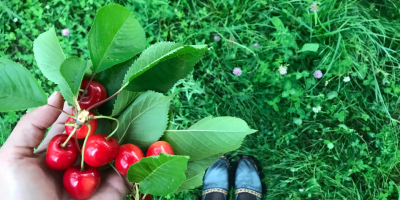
202, 156, 262, 200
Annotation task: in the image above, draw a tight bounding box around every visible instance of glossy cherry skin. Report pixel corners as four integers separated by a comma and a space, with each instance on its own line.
78, 80, 107, 110
115, 144, 144, 176
146, 141, 174, 157
84, 134, 119, 167
65, 111, 98, 139
46, 134, 79, 171
63, 165, 101, 200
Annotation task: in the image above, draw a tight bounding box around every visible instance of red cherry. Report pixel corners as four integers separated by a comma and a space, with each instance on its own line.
84, 134, 119, 167
141, 194, 153, 200
115, 144, 144, 176
146, 141, 174, 157
63, 165, 101, 200
78, 80, 107, 110
46, 134, 79, 171
65, 111, 98, 139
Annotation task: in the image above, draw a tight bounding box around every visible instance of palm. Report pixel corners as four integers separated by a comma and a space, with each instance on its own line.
0, 155, 68, 199
0, 93, 129, 200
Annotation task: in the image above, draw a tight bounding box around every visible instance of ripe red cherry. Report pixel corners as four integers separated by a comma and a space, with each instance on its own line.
46, 134, 79, 171
78, 80, 107, 110
115, 144, 144, 176
141, 194, 152, 200
65, 111, 98, 139
84, 134, 119, 167
146, 141, 174, 157
63, 165, 101, 200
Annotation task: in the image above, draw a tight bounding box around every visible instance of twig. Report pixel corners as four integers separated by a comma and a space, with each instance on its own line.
46, 104, 74, 118
87, 89, 122, 111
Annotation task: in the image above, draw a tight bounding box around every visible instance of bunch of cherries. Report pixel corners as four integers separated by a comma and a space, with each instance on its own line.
45, 80, 174, 200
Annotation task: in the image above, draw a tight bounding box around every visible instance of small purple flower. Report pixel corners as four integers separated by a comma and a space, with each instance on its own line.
233, 68, 242, 76
62, 29, 70, 36
253, 43, 259, 48
314, 70, 323, 79
213, 35, 221, 42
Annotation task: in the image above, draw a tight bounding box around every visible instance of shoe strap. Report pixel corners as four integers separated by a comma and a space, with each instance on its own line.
202, 187, 228, 196
235, 188, 262, 198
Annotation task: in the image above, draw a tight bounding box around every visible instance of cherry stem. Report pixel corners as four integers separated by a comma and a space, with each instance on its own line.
73, 96, 82, 112
94, 116, 119, 140
87, 88, 123, 111
79, 73, 96, 105
81, 124, 91, 171
46, 104, 74, 118
61, 128, 76, 148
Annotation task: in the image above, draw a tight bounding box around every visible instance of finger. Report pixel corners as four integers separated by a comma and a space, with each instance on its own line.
34, 102, 73, 154
3, 91, 64, 157
90, 170, 130, 200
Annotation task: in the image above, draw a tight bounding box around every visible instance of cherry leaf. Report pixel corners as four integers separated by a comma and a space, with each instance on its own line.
0, 58, 47, 111
127, 153, 189, 196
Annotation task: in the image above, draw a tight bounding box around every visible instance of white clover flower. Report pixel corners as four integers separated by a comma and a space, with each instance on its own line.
310, 2, 319, 12
232, 68, 242, 76
299, 188, 304, 192
45, 5, 50, 9
278, 64, 289, 75
343, 76, 350, 82
13, 18, 18, 22
312, 106, 321, 113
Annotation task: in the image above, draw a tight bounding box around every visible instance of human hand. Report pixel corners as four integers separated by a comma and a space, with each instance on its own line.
0, 91, 129, 200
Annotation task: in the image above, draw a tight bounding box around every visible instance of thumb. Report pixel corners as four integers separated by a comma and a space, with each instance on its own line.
3, 91, 64, 157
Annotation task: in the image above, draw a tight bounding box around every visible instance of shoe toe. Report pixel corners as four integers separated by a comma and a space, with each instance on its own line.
235, 158, 262, 193
202, 158, 230, 190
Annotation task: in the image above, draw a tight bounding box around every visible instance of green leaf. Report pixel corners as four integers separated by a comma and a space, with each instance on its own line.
334, 111, 346, 122
271, 17, 285, 30
127, 153, 189, 196
293, 118, 302, 125
124, 42, 208, 93
298, 43, 319, 52
88, 4, 146, 73
94, 118, 112, 134
115, 91, 172, 149
164, 116, 256, 161
111, 91, 140, 116
176, 172, 205, 193
0, 58, 47, 111
95, 59, 138, 116
60, 57, 87, 97
186, 154, 221, 174
327, 91, 338, 100
33, 28, 74, 104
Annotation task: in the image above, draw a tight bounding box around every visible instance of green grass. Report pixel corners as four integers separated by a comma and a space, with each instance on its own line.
2, 0, 400, 199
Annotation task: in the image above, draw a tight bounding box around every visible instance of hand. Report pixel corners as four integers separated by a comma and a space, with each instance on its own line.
0, 91, 129, 200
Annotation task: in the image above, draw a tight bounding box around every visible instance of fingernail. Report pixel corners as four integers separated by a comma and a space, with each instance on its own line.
49, 91, 59, 99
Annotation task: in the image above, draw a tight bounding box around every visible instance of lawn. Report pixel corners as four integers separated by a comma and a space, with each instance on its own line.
2, 0, 400, 199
